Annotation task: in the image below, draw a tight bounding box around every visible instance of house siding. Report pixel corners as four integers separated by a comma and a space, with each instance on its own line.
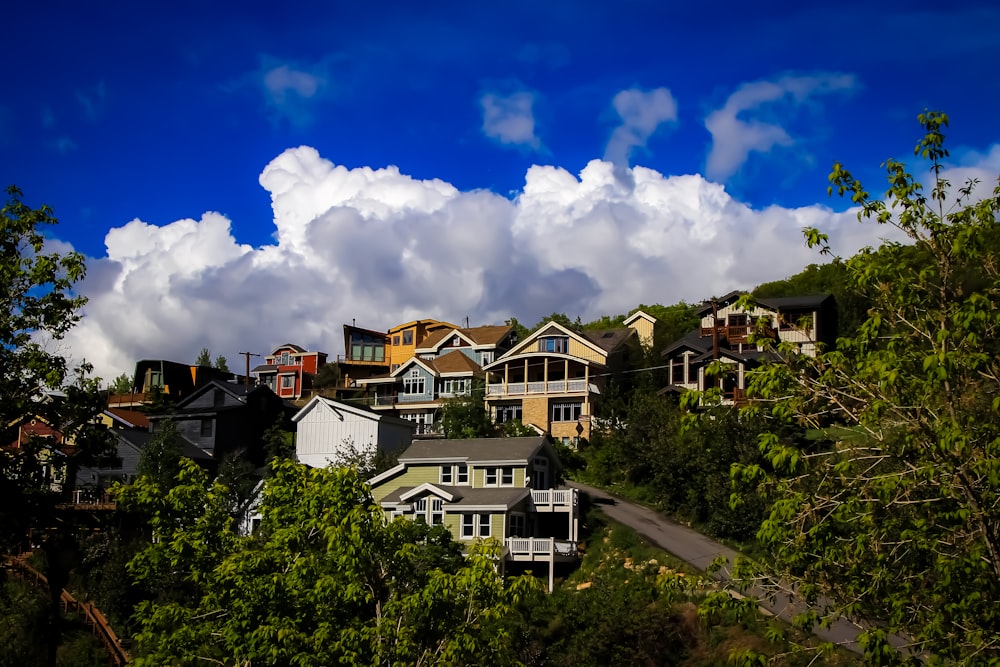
370, 466, 441, 503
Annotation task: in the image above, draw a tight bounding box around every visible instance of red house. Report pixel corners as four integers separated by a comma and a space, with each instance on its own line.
253, 344, 329, 400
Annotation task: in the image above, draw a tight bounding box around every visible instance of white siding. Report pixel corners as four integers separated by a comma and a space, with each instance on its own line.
295, 400, 414, 468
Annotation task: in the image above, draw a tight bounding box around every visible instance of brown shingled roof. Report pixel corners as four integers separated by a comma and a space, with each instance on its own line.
581, 327, 634, 352
419, 324, 513, 350
426, 350, 482, 374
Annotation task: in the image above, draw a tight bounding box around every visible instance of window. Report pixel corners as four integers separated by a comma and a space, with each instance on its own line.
670, 357, 685, 385
402, 330, 413, 345
451, 336, 461, 347
537, 336, 568, 353
281, 375, 295, 389
480, 352, 493, 365
403, 370, 425, 395
551, 402, 582, 422
402, 412, 434, 434
414, 498, 427, 522
200, 418, 213, 437
393, 335, 400, 346
280, 351, 290, 365
501, 467, 514, 485
456, 464, 469, 485
440, 466, 453, 484
509, 513, 525, 537
213, 389, 224, 408
430, 498, 444, 525
485, 467, 514, 487
494, 403, 522, 424
443, 378, 468, 395
461, 514, 475, 539
478, 513, 491, 538
485, 468, 498, 486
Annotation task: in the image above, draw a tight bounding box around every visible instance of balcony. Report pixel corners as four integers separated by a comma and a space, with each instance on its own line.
530, 488, 577, 511
337, 354, 388, 367
486, 379, 588, 397
505, 537, 578, 561
700, 324, 776, 345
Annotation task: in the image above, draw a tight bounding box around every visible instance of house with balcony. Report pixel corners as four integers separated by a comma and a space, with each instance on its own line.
253, 344, 329, 400
661, 292, 837, 405
356, 349, 484, 434
335, 324, 391, 392
367, 435, 578, 590
482, 319, 648, 444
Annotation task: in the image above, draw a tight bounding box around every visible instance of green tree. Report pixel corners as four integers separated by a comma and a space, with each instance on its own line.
437, 384, 496, 438
194, 347, 212, 367
108, 372, 133, 394
135, 420, 184, 489
0, 185, 115, 666
738, 112, 1000, 664
312, 362, 342, 391
115, 459, 541, 666
213, 354, 229, 372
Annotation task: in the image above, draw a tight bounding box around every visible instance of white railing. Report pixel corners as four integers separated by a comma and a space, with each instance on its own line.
530, 489, 576, 508
486, 379, 590, 398
505, 538, 578, 558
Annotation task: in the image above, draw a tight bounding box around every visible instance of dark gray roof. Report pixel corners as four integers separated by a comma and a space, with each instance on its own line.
117, 429, 214, 461
757, 294, 833, 311
661, 328, 711, 358
252, 364, 279, 373
399, 436, 548, 463
380, 484, 529, 508
581, 327, 634, 352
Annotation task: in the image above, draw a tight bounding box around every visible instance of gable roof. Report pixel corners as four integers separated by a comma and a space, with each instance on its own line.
378, 485, 530, 509
427, 350, 482, 375
623, 310, 657, 326
270, 343, 307, 354
291, 395, 415, 430
417, 324, 514, 352
398, 435, 550, 465
501, 320, 610, 359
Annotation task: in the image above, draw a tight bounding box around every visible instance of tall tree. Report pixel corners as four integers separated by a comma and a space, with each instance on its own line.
108, 372, 133, 394
738, 112, 1000, 664
116, 459, 540, 666
194, 347, 212, 367
0, 186, 114, 665
212, 354, 229, 372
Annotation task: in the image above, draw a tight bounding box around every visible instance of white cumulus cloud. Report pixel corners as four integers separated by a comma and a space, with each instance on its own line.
60, 145, 922, 384
705, 73, 857, 181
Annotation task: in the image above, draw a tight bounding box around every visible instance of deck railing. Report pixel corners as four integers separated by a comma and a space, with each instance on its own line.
530, 489, 576, 508
505, 538, 578, 558
486, 379, 588, 397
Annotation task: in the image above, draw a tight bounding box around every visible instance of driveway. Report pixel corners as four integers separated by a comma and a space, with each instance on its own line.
566, 480, 876, 655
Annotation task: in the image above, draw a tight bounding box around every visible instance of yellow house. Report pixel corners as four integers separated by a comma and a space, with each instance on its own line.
386, 319, 460, 371
483, 319, 649, 443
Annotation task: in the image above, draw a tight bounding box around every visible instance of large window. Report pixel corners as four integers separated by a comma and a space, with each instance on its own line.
402, 370, 425, 395
413, 498, 443, 525
280, 351, 290, 365
350, 333, 385, 362
281, 375, 294, 389
551, 402, 582, 422
537, 336, 569, 353
494, 403, 522, 424
461, 513, 492, 539
402, 330, 414, 345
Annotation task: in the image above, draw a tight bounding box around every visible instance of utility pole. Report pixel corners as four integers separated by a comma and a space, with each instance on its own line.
238, 351, 261, 388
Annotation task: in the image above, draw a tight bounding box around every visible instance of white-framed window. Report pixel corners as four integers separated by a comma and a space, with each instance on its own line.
478, 513, 491, 538
280, 351, 290, 365
451, 336, 461, 347
551, 402, 582, 422
403, 370, 425, 395
485, 467, 498, 486
440, 466, 453, 484
537, 337, 568, 353
443, 378, 468, 395
430, 498, 444, 525
402, 412, 434, 434
484, 466, 514, 487
281, 375, 295, 389
494, 403, 522, 424
456, 463, 469, 485
461, 513, 475, 539
501, 467, 514, 485
413, 498, 444, 525
480, 351, 493, 365
414, 498, 427, 522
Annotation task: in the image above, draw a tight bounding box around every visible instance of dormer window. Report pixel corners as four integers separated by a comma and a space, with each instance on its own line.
280, 351, 290, 365
538, 336, 568, 353
403, 369, 425, 395
451, 336, 461, 347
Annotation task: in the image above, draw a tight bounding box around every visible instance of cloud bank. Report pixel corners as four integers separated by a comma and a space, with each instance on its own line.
65, 144, 963, 383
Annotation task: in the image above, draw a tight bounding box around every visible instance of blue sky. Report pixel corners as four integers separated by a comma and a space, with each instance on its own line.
4, 1, 999, 381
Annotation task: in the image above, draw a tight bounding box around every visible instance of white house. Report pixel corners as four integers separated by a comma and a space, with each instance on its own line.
292, 395, 416, 468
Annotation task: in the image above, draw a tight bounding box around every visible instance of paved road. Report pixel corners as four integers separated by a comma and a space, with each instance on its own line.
567, 480, 873, 655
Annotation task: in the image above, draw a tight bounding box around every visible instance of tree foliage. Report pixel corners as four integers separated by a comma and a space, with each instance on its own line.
194, 347, 212, 367
213, 354, 229, 372
738, 112, 1000, 664
437, 384, 496, 439
108, 372, 133, 394
115, 459, 541, 666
